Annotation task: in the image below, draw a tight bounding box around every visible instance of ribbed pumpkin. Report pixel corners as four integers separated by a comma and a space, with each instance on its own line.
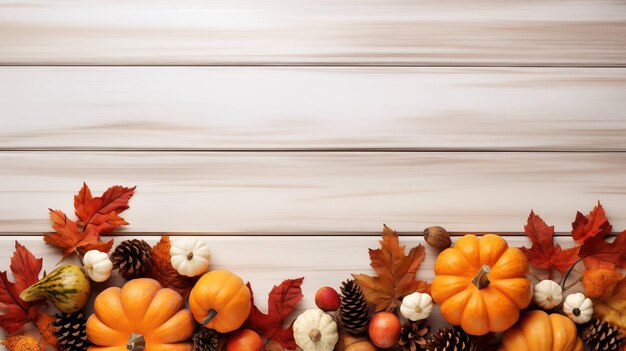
86, 278, 195, 351
498, 310, 583, 351
189, 270, 251, 333
431, 234, 532, 335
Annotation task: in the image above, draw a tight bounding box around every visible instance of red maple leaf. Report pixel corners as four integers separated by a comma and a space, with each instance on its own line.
520, 210, 579, 273
0, 242, 44, 333
571, 202, 612, 244
244, 278, 304, 350
579, 229, 626, 269
74, 183, 135, 233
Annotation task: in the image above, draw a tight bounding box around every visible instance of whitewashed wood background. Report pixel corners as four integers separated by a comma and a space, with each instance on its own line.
1, 0, 626, 348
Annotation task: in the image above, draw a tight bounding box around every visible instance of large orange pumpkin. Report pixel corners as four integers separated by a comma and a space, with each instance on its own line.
499, 310, 583, 351
86, 278, 195, 351
189, 270, 251, 333
431, 234, 532, 335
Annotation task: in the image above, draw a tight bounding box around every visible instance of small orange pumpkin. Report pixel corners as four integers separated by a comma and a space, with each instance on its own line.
189, 270, 251, 333
86, 278, 195, 351
499, 310, 583, 351
431, 234, 532, 335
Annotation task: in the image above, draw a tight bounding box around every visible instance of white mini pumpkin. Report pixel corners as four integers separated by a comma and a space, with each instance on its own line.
400, 292, 433, 321
83, 250, 113, 282
563, 293, 593, 324
533, 280, 563, 310
293, 309, 338, 351
170, 238, 211, 277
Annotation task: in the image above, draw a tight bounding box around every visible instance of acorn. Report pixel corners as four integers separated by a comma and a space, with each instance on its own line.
423, 226, 452, 250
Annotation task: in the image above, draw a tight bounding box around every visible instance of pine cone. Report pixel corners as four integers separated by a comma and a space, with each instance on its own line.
427, 327, 476, 351
193, 328, 221, 351
582, 319, 625, 351
53, 312, 90, 351
399, 320, 429, 351
339, 279, 370, 334
111, 239, 152, 279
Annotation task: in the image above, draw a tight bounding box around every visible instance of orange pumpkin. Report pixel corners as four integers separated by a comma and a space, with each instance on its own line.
86, 278, 195, 351
431, 234, 532, 335
189, 270, 251, 333
499, 310, 583, 351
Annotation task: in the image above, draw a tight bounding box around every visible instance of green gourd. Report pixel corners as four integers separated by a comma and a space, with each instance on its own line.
20, 264, 90, 313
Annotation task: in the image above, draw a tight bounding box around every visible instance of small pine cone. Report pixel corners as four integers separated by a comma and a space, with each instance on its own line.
193, 328, 221, 351
427, 327, 476, 351
53, 312, 90, 351
582, 319, 625, 351
399, 320, 429, 351
111, 239, 152, 279
339, 279, 370, 334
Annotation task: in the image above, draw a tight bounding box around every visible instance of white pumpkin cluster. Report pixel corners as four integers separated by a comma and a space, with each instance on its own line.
532, 280, 593, 324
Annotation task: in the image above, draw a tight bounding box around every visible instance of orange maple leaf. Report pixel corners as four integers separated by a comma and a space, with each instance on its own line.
43, 209, 101, 257
352, 225, 429, 312
45, 183, 134, 257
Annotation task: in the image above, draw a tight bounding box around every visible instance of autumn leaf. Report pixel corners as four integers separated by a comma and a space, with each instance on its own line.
593, 275, 626, 330
571, 201, 612, 244
0, 242, 44, 333
43, 209, 101, 257
579, 229, 626, 270
519, 211, 579, 273
146, 236, 197, 298
74, 183, 135, 233
244, 278, 304, 350
352, 225, 429, 312
45, 183, 135, 256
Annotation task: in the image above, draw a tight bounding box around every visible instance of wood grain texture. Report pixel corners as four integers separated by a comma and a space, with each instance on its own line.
1, 151, 625, 234
2, 67, 626, 151
1, 0, 625, 66
0, 234, 582, 336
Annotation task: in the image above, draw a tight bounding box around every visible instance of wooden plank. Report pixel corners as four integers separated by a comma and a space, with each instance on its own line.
0, 234, 581, 336
1, 151, 625, 234
1, 1, 625, 66
2, 67, 626, 151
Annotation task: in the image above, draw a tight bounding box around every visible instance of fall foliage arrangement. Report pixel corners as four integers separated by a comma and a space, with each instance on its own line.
1, 184, 625, 351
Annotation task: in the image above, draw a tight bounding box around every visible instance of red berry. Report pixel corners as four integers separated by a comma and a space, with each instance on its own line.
368, 312, 401, 349
315, 286, 341, 312
226, 329, 263, 351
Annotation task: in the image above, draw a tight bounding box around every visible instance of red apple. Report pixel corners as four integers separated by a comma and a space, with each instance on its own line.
226, 329, 263, 351
315, 286, 341, 312
368, 312, 401, 348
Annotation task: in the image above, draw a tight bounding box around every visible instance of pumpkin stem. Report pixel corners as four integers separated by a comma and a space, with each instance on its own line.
187, 252, 194, 260
126, 333, 145, 351
309, 329, 322, 342
202, 308, 218, 325
471, 265, 491, 289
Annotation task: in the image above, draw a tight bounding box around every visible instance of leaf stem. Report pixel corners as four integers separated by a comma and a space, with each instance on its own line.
560, 258, 583, 291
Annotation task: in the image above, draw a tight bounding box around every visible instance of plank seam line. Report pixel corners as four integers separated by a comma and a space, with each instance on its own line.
2, 64, 626, 68
1, 148, 626, 153
0, 232, 614, 237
